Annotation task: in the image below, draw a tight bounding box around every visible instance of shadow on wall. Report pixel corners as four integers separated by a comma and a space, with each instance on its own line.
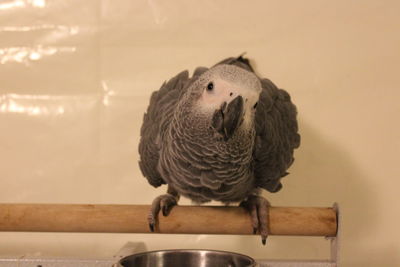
275, 120, 399, 266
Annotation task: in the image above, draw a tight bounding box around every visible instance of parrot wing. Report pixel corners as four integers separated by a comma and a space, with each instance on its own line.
139, 70, 190, 187
253, 78, 301, 192
138, 68, 208, 187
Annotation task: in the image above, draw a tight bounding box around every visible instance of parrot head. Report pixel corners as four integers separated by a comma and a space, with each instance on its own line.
190, 64, 262, 140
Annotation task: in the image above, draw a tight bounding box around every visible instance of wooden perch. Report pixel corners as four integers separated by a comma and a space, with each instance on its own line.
0, 204, 337, 237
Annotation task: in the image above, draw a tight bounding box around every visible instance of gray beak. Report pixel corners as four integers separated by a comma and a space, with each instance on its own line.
212, 95, 244, 140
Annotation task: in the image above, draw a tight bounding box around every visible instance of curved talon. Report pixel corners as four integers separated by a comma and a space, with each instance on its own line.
240, 195, 270, 245
149, 223, 155, 232
162, 205, 169, 217
148, 193, 178, 232
161, 197, 176, 216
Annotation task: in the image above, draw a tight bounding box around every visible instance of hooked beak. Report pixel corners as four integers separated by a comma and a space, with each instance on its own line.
211, 95, 244, 140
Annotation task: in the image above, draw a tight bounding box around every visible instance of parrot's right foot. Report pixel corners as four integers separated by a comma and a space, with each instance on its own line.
148, 193, 178, 232
240, 195, 270, 245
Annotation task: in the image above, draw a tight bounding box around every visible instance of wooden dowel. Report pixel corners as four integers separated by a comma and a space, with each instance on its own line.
0, 204, 337, 237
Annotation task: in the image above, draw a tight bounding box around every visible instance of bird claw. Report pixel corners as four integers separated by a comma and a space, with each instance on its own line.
262, 237, 267, 246
162, 205, 169, 217
149, 223, 155, 232
148, 193, 178, 232
162, 199, 175, 216
240, 195, 270, 245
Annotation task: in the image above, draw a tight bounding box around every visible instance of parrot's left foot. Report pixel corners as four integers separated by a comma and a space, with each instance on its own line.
148, 190, 179, 232
240, 195, 270, 245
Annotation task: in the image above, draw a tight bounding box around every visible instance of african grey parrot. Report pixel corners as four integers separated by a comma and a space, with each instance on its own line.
138, 56, 300, 244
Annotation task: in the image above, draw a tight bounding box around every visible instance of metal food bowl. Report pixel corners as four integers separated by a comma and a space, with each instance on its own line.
118, 249, 256, 267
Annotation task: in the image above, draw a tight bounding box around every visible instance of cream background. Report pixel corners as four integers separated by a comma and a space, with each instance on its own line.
0, 0, 399, 266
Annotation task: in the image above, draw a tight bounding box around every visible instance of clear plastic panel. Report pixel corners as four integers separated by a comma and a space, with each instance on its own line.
2, 0, 400, 265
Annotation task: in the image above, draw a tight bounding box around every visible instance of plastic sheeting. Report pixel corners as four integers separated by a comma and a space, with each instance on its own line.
0, 0, 333, 260
2, 0, 400, 265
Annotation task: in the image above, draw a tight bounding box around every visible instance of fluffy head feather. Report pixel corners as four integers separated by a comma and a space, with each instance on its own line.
186, 65, 262, 131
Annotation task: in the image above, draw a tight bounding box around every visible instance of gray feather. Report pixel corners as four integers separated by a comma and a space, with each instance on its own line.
138, 56, 300, 203
253, 78, 300, 192
138, 70, 190, 187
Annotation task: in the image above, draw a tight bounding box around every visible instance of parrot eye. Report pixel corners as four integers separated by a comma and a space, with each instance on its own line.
253, 102, 258, 109
207, 82, 214, 91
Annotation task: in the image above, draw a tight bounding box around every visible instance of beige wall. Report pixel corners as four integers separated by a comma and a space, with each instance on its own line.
0, 0, 399, 266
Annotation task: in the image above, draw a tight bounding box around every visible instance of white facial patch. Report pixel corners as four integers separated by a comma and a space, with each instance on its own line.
200, 79, 241, 109
196, 65, 262, 128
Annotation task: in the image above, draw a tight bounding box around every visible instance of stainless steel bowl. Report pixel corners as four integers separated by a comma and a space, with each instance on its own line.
118, 249, 256, 267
